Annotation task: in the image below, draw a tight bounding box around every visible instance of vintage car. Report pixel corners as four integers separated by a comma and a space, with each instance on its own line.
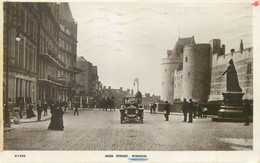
119, 95, 144, 124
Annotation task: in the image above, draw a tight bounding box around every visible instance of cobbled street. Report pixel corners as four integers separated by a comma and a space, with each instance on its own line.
4, 109, 253, 151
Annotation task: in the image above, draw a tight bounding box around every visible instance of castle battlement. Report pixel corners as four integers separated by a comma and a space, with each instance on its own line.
212, 47, 253, 66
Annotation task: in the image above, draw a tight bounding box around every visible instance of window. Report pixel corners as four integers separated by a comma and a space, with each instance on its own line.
165, 69, 167, 72
188, 72, 190, 77
247, 62, 252, 74
185, 57, 188, 62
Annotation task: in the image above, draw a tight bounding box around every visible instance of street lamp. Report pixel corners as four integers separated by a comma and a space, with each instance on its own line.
16, 36, 20, 42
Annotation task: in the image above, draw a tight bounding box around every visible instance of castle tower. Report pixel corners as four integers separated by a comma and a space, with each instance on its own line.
182, 44, 211, 102
161, 37, 195, 103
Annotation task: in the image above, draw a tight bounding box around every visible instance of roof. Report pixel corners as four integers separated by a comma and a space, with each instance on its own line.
59, 3, 74, 23
176, 37, 195, 46
170, 36, 195, 58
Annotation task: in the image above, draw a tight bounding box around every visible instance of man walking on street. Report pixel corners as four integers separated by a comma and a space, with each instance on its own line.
74, 101, 79, 116
37, 100, 43, 121
43, 100, 48, 116
193, 102, 197, 119
150, 103, 153, 114
164, 101, 170, 121
153, 102, 157, 114
19, 101, 24, 119
181, 98, 188, 122
188, 99, 194, 123
63, 100, 68, 113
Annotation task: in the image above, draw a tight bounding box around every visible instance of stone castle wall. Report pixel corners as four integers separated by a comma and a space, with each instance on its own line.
209, 48, 253, 101
182, 44, 211, 102
161, 57, 181, 103
173, 70, 183, 100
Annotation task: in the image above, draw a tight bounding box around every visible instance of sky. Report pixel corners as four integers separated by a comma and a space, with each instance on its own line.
69, 2, 252, 96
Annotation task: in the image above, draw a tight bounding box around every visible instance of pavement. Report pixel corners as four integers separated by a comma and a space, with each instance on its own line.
4, 108, 252, 151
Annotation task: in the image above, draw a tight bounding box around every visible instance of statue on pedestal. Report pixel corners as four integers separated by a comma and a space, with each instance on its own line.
213, 59, 245, 122
219, 59, 242, 92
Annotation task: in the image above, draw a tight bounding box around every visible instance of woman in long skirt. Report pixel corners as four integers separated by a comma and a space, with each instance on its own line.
48, 103, 57, 130
55, 105, 64, 130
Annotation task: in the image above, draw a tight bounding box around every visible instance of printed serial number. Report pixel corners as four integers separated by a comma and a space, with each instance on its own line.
15, 154, 26, 157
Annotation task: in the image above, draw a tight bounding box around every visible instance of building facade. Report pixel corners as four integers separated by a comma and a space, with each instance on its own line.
161, 36, 195, 103
3, 2, 78, 106
162, 36, 253, 110
76, 56, 94, 97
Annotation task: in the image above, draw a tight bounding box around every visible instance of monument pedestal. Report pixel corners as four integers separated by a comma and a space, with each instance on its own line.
212, 92, 245, 122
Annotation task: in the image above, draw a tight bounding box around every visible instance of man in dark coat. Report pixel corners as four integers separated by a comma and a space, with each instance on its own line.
193, 102, 198, 119
37, 100, 43, 121
43, 100, 48, 116
188, 99, 194, 123
243, 99, 251, 126
153, 102, 157, 114
19, 101, 24, 119
63, 100, 68, 113
74, 101, 79, 116
150, 103, 153, 114
181, 98, 188, 122
164, 101, 170, 121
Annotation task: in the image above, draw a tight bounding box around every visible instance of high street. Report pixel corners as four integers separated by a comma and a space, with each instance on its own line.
4, 109, 252, 151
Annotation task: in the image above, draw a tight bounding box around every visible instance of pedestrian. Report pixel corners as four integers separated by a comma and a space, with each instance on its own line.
48, 102, 56, 130
37, 100, 43, 121
202, 105, 208, 118
243, 99, 251, 126
193, 102, 197, 119
150, 103, 153, 114
197, 104, 203, 119
188, 99, 194, 123
19, 101, 24, 119
43, 100, 48, 116
181, 98, 188, 122
164, 101, 170, 121
27, 103, 36, 118
56, 102, 64, 130
74, 101, 79, 116
63, 100, 68, 113
153, 102, 157, 114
